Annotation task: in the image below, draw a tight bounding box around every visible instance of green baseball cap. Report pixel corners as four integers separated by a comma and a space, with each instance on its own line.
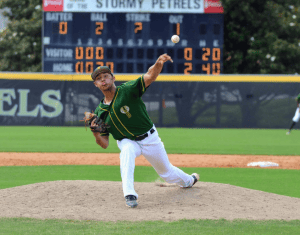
91, 66, 113, 80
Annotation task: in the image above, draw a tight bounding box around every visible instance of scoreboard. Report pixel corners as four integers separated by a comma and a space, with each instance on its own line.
42, 0, 224, 75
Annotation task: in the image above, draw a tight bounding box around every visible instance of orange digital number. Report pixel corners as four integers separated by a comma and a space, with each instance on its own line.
106, 62, 114, 73
212, 48, 221, 61
202, 48, 210, 61
75, 47, 83, 59
96, 62, 104, 67
86, 47, 94, 60
176, 23, 180, 35
96, 62, 114, 73
212, 63, 221, 75
75, 61, 83, 73
184, 63, 192, 74
59, 22, 67, 34
134, 22, 142, 33
202, 63, 210, 74
76, 47, 104, 60
75, 62, 115, 73
86, 62, 93, 73
96, 47, 104, 60
95, 22, 103, 35
184, 48, 192, 61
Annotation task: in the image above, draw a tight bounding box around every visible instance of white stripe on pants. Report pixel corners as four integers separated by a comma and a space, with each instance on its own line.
117, 125, 194, 198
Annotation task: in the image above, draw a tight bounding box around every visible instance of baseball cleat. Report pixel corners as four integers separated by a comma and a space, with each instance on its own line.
191, 173, 200, 186
286, 131, 291, 135
184, 173, 200, 188
125, 195, 138, 208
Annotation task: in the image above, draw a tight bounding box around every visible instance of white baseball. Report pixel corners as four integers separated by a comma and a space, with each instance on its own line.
171, 35, 180, 43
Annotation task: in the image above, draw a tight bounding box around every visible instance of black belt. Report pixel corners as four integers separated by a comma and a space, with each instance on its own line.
135, 128, 155, 141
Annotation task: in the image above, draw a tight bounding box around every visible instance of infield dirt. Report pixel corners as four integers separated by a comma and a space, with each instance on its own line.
0, 153, 299, 221
1, 152, 300, 169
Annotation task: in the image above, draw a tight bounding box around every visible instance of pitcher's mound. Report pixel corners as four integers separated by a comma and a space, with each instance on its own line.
0, 180, 299, 221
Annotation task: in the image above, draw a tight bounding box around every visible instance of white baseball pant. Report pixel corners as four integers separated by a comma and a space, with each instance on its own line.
117, 125, 194, 198
292, 108, 300, 122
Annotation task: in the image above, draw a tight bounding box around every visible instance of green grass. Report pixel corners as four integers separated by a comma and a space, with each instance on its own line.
1, 126, 300, 233
1, 127, 300, 155
0, 218, 299, 235
0, 165, 299, 198
0, 165, 299, 234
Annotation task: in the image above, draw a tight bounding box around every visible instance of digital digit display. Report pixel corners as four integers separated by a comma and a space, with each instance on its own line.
42, 0, 224, 75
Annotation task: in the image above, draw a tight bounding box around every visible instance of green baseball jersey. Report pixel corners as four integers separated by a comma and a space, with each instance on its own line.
94, 75, 153, 140
297, 93, 300, 103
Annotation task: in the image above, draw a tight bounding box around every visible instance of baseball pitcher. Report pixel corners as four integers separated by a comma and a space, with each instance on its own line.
85, 54, 199, 208
287, 93, 300, 135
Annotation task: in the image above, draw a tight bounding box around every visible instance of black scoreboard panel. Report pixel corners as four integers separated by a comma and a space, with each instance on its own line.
43, 12, 223, 74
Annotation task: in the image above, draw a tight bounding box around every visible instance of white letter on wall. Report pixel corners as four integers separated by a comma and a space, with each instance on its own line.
17, 89, 39, 117
40, 90, 63, 118
0, 89, 18, 116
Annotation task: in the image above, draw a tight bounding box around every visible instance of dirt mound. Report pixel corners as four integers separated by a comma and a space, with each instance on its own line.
0, 180, 299, 221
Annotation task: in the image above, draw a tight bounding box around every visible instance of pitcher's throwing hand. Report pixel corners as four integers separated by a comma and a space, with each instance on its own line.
157, 53, 173, 63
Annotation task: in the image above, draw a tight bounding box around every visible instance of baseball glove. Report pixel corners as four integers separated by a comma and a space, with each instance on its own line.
90, 116, 111, 134
82, 111, 97, 129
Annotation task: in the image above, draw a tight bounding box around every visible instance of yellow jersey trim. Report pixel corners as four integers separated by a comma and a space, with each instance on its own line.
141, 75, 145, 92
112, 89, 135, 137
100, 107, 125, 137
1, 72, 300, 82
108, 112, 125, 137
100, 107, 108, 112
